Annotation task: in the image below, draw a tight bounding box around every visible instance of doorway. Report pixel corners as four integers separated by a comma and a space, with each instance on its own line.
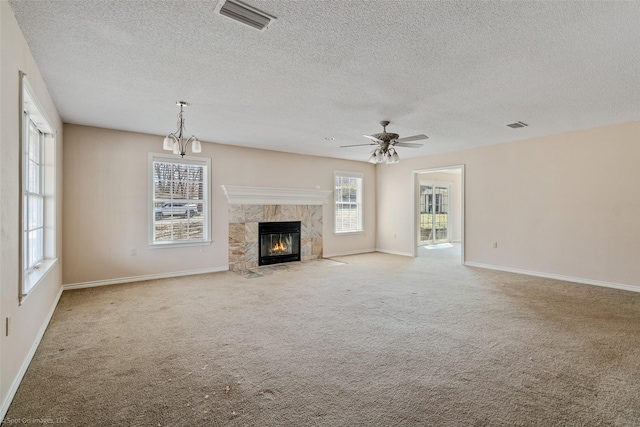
413, 166, 464, 263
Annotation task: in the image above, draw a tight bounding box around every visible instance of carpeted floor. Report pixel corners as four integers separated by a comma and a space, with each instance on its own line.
4, 248, 640, 426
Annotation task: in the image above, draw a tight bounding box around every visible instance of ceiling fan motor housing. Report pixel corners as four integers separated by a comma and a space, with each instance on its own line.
374, 121, 398, 145
372, 132, 399, 143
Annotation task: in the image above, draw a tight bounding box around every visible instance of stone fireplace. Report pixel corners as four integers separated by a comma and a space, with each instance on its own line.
222, 186, 331, 272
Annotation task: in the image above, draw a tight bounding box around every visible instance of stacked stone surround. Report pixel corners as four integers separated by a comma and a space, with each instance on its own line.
228, 204, 323, 272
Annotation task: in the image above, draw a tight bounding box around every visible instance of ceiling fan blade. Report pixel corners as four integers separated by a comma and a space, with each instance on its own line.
395, 134, 428, 143
340, 143, 377, 148
363, 135, 383, 143
394, 142, 424, 148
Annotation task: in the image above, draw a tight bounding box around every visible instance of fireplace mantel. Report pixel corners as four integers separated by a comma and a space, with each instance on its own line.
221, 185, 331, 206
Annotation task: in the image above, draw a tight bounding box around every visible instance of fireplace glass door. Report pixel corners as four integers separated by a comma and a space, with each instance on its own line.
259, 221, 301, 266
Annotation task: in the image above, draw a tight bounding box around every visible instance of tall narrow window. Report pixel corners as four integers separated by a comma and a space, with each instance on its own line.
21, 73, 57, 298
334, 171, 363, 233
150, 154, 210, 246
24, 119, 44, 269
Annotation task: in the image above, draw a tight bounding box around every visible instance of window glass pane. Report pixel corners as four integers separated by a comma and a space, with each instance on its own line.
154, 222, 173, 241
28, 123, 40, 163
187, 219, 204, 239
27, 228, 43, 267
155, 182, 170, 199
349, 179, 356, 202
28, 195, 43, 229
190, 182, 204, 200
28, 160, 36, 192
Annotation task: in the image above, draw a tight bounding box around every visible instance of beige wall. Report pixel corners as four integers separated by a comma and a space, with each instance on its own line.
62, 125, 376, 285
377, 120, 640, 289
0, 0, 64, 417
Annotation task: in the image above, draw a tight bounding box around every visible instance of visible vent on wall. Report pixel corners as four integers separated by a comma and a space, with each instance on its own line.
217, 0, 275, 31
506, 121, 528, 129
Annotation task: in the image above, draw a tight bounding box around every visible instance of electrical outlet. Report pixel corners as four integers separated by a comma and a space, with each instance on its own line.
130, 248, 137, 256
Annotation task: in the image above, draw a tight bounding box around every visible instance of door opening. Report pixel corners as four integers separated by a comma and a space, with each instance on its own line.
413, 166, 464, 263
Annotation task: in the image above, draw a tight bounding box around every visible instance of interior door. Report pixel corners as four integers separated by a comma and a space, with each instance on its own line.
419, 182, 450, 245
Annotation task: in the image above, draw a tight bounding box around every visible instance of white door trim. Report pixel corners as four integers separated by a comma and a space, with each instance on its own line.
412, 165, 465, 263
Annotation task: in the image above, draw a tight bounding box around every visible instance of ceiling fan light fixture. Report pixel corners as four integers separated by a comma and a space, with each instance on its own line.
343, 121, 427, 164
383, 151, 392, 164
368, 148, 380, 164
391, 149, 400, 163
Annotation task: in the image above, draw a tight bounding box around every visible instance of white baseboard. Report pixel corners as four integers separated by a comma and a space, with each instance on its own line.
464, 262, 640, 293
375, 248, 414, 257
323, 249, 376, 258
63, 266, 229, 290
0, 286, 63, 421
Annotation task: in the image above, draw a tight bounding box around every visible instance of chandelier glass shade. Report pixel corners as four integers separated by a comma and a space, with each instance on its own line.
163, 101, 201, 157
368, 146, 400, 164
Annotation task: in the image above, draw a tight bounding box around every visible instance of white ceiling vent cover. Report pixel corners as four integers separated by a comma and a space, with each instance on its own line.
216, 0, 276, 31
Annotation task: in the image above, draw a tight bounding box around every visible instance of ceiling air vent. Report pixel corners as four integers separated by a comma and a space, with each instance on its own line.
506, 121, 528, 129
217, 0, 276, 31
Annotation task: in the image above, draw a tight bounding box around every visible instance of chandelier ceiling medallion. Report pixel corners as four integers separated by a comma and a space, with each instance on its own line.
163, 101, 201, 157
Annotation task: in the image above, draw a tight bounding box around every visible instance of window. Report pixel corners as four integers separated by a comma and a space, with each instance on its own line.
334, 171, 363, 233
150, 154, 210, 246
25, 119, 44, 269
21, 72, 57, 298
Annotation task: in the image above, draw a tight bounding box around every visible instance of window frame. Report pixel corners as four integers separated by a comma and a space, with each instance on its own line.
148, 153, 211, 248
334, 171, 364, 235
19, 72, 58, 302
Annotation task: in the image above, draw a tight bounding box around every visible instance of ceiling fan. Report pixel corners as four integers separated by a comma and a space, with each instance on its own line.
340, 121, 428, 164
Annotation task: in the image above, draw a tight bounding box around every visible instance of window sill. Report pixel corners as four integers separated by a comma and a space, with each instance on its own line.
21, 258, 59, 304
149, 240, 212, 249
334, 231, 364, 236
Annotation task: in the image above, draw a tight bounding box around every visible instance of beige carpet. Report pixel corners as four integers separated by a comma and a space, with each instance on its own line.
4, 248, 640, 426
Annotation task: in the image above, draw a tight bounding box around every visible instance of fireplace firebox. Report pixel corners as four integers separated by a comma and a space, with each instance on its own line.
259, 221, 301, 266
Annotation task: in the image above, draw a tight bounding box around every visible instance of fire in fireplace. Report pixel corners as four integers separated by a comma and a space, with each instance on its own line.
259, 221, 301, 266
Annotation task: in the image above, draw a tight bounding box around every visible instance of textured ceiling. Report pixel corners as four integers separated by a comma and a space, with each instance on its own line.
8, 0, 640, 162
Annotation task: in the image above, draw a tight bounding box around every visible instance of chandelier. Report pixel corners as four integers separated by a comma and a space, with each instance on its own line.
163, 101, 201, 157
368, 146, 400, 164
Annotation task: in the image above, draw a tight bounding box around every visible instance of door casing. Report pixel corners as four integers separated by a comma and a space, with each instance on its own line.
412, 165, 465, 262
